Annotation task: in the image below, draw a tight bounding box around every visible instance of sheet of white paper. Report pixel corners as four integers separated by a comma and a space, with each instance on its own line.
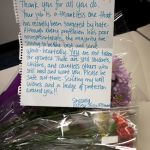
14, 0, 114, 108
101, 136, 118, 144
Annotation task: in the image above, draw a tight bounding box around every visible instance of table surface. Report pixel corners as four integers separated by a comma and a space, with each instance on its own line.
137, 24, 150, 40
0, 65, 19, 95
130, 31, 150, 150
0, 31, 150, 150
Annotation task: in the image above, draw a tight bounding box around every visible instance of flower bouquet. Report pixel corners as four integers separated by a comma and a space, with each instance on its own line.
0, 56, 137, 150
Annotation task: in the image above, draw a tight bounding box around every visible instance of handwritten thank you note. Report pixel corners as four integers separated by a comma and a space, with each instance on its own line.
14, 0, 114, 108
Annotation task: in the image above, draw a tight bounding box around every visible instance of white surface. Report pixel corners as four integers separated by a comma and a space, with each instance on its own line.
0, 65, 19, 94
137, 101, 150, 150
130, 32, 150, 150
131, 31, 150, 100
137, 24, 150, 40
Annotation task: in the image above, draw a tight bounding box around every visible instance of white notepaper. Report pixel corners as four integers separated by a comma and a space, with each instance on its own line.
14, 0, 114, 108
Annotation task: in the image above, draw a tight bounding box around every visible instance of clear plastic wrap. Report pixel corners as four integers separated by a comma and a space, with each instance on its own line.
113, 12, 150, 103
0, 73, 138, 149
0, 107, 137, 150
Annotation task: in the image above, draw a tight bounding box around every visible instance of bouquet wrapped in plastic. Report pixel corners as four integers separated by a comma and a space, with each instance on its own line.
1, 6, 143, 149
0, 106, 137, 150
0, 55, 137, 150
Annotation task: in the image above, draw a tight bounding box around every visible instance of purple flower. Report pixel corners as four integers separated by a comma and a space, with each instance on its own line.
111, 56, 131, 107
